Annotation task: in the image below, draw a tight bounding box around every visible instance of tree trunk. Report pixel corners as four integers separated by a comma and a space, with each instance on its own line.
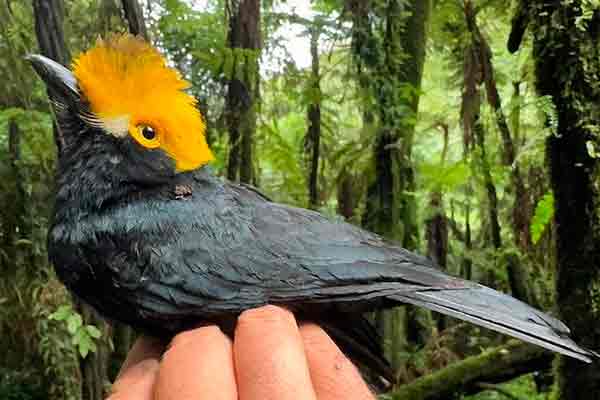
426, 125, 449, 331
426, 123, 449, 272
466, 1, 532, 253
32, 0, 69, 153
77, 304, 111, 400
425, 191, 448, 332
225, 0, 260, 184
354, 0, 430, 247
351, 0, 432, 366
462, 4, 501, 253
390, 341, 552, 400
464, 1, 534, 303
32, 3, 113, 399
507, 0, 529, 54
109, 322, 134, 381
526, 3, 600, 398
306, 27, 321, 209
425, 192, 447, 270
121, 0, 149, 40
337, 168, 359, 222
396, 0, 430, 251
473, 118, 502, 250
462, 199, 473, 280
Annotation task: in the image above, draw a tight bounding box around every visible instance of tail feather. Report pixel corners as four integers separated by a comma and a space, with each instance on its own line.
391, 285, 599, 363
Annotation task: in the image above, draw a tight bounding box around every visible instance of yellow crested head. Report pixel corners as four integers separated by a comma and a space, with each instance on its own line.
72, 34, 213, 171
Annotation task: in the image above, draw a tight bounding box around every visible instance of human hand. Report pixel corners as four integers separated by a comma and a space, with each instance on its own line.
107, 305, 375, 400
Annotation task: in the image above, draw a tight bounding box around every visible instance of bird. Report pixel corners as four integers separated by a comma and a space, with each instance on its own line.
28, 34, 597, 385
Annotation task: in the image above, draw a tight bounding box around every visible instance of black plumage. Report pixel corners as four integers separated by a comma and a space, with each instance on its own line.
29, 54, 597, 386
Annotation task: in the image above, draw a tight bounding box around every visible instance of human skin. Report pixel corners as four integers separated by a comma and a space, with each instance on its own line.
107, 305, 375, 400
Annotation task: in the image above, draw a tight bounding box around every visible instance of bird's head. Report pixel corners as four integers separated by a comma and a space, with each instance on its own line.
29, 34, 213, 188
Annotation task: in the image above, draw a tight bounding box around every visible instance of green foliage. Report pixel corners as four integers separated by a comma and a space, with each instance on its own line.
0, 0, 582, 398
0, 368, 46, 400
0, 2, 90, 396
420, 160, 471, 193
464, 374, 546, 400
575, 0, 600, 31
32, 278, 81, 400
49, 306, 102, 358
531, 192, 554, 245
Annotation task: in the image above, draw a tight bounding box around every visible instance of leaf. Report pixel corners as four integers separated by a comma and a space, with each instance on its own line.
66, 313, 83, 334
85, 325, 102, 339
420, 160, 470, 192
49, 305, 72, 321
72, 330, 83, 346
531, 192, 555, 244
79, 336, 91, 358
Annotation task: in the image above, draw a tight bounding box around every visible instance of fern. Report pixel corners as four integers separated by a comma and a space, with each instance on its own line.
531, 192, 554, 244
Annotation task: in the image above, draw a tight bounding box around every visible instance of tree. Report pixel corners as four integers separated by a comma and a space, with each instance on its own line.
121, 0, 149, 40
306, 26, 321, 209
509, 2, 600, 398
425, 123, 449, 331
349, 0, 432, 368
32, 0, 70, 151
32, 2, 111, 399
225, 0, 261, 184
351, 0, 430, 249
390, 340, 552, 400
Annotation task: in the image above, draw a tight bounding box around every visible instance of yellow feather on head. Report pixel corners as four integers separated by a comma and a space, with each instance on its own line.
72, 34, 214, 171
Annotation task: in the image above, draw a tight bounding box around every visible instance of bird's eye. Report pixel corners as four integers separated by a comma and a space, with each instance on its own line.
141, 125, 156, 140
131, 123, 160, 149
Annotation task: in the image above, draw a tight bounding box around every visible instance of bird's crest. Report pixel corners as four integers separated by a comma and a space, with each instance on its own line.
72, 34, 213, 171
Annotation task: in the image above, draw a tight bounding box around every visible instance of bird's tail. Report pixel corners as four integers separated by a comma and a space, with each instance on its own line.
390, 285, 599, 362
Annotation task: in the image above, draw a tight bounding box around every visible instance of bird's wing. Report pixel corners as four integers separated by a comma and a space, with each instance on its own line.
139, 180, 597, 363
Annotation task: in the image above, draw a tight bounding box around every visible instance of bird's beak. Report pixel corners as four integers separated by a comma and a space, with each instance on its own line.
26, 54, 80, 106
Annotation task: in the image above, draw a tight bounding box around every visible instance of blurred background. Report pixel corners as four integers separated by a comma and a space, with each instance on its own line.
1, 0, 599, 399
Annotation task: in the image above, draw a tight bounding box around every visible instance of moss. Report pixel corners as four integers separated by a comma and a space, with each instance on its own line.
388, 341, 546, 400
529, 2, 600, 398
465, 374, 545, 400
588, 278, 600, 318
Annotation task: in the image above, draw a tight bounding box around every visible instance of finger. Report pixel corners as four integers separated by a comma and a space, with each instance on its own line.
108, 336, 165, 400
154, 325, 237, 400
300, 323, 375, 400
234, 305, 317, 400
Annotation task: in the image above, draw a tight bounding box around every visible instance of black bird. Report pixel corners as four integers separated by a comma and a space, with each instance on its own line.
29, 35, 597, 384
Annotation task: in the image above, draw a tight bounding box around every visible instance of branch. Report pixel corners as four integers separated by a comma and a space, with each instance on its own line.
121, 0, 149, 41
507, 0, 529, 53
389, 340, 552, 400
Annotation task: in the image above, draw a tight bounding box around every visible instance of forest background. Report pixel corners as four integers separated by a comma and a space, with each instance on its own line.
1, 0, 600, 399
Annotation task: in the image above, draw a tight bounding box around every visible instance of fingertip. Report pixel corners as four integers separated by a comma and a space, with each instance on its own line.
299, 323, 375, 400
236, 304, 295, 329
300, 323, 355, 375
167, 324, 229, 350
234, 305, 317, 400
155, 325, 236, 400
116, 335, 165, 380
109, 357, 160, 400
